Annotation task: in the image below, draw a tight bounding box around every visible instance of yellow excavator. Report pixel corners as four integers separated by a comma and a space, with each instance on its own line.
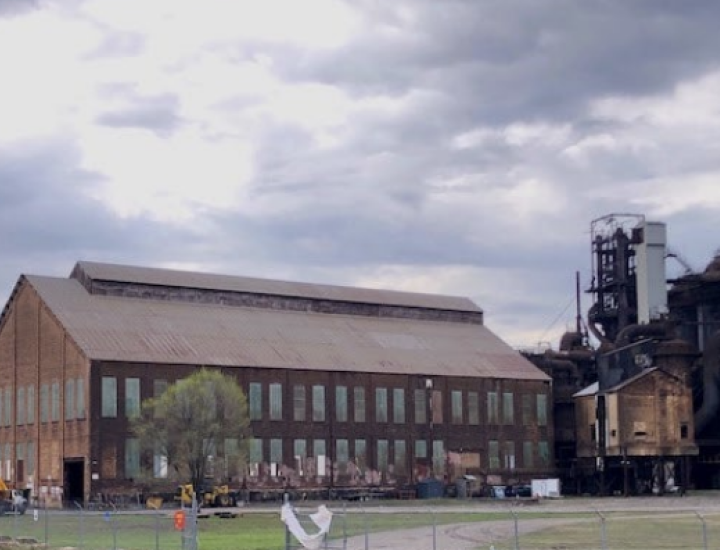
174, 483, 235, 508
0, 480, 29, 516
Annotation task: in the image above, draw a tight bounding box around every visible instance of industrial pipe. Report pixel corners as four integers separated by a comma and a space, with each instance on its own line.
695, 330, 720, 435
615, 322, 669, 348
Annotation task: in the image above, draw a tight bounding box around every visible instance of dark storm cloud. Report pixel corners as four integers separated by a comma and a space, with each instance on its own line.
96, 93, 181, 135
0, 0, 40, 18
279, 0, 720, 126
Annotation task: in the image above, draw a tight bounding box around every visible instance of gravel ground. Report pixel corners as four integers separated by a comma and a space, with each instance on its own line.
325, 494, 720, 550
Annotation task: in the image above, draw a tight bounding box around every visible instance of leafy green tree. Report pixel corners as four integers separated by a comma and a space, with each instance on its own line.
132, 369, 251, 493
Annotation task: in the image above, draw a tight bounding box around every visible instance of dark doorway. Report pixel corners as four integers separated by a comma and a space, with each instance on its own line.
63, 460, 85, 504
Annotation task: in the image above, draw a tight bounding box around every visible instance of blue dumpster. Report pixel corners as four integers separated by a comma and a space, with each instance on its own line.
417, 479, 444, 499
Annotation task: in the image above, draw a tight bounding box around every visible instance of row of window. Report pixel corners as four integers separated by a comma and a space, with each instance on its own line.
119, 437, 550, 480
0, 441, 36, 482
248, 383, 549, 427
98, 377, 549, 427
0, 380, 85, 427
101, 377, 150, 418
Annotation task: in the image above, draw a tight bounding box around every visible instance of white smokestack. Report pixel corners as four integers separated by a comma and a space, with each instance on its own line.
635, 221, 668, 324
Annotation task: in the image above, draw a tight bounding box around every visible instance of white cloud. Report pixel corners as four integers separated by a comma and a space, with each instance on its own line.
79, 127, 254, 221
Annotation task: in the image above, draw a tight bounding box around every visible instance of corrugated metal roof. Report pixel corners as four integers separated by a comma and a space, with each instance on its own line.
27, 275, 548, 381
74, 261, 482, 314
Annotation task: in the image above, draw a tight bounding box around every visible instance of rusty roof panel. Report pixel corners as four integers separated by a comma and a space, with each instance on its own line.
26, 275, 548, 381
74, 261, 481, 313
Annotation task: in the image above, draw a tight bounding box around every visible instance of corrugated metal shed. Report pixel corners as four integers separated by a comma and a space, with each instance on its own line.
74, 261, 481, 314
27, 275, 548, 381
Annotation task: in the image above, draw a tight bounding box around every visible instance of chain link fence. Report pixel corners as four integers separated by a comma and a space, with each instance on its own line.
0, 502, 185, 550
0, 500, 717, 550
286, 503, 720, 550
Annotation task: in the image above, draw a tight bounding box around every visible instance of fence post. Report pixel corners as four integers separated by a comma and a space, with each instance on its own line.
155, 507, 161, 550
44, 499, 49, 546
594, 509, 607, 550
432, 508, 437, 550
510, 508, 520, 550
342, 501, 347, 550
284, 493, 291, 550
695, 511, 708, 550
111, 503, 118, 550
363, 503, 369, 550
74, 500, 84, 550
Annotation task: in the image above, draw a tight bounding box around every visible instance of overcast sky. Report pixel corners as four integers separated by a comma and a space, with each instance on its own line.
2, 0, 720, 348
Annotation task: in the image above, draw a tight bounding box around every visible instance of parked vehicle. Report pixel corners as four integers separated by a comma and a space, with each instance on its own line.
0, 480, 29, 515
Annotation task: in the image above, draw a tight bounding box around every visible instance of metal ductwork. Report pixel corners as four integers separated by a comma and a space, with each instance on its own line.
695, 329, 720, 435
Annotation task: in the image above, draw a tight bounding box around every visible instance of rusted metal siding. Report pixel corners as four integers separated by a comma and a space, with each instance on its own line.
72, 261, 482, 315
27, 276, 548, 381
574, 369, 697, 459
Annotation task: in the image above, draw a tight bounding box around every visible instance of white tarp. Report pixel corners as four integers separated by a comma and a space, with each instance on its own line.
281, 503, 333, 550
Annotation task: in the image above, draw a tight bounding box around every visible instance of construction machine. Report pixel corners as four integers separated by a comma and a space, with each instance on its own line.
174, 483, 236, 508
0, 480, 29, 516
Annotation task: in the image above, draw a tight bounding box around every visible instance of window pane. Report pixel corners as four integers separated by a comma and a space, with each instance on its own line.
431, 391, 443, 424
51, 382, 60, 421
269, 383, 283, 421
249, 439, 263, 463
293, 385, 306, 421
64, 380, 74, 421
336, 439, 349, 465
125, 438, 140, 478
249, 383, 262, 421
488, 440, 500, 469
75, 379, 85, 420
101, 377, 117, 418
537, 394, 548, 426
394, 440, 406, 475
16, 444, 24, 482
503, 392, 514, 425
153, 379, 168, 398
154, 443, 168, 478
414, 389, 427, 424
26, 441, 35, 476
522, 395, 532, 425
354, 387, 365, 423
16, 387, 25, 425
293, 439, 307, 459
4, 387, 12, 426
354, 439, 367, 470
375, 388, 387, 423
314, 440, 327, 476
487, 392, 498, 424
377, 440, 388, 471
451, 390, 462, 424
539, 441, 550, 466
504, 441, 516, 470
270, 439, 283, 464
393, 389, 405, 424
26, 386, 35, 425
336, 386, 348, 422
432, 440, 444, 473
312, 385, 325, 422
468, 392, 479, 425
523, 441, 533, 468
125, 378, 141, 419
40, 385, 48, 423
415, 440, 427, 459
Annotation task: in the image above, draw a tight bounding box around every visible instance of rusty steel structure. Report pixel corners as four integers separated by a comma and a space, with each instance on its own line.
527, 214, 720, 495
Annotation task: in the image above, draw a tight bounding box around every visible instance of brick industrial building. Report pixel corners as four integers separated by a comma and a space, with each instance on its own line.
0, 261, 553, 504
